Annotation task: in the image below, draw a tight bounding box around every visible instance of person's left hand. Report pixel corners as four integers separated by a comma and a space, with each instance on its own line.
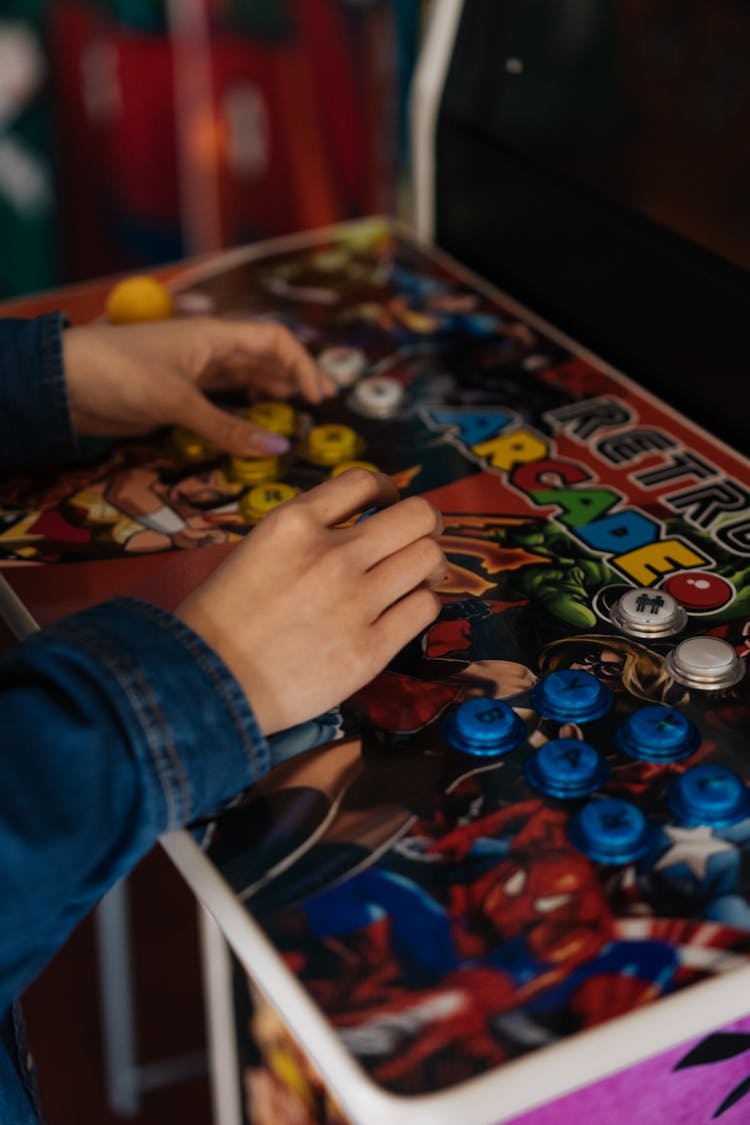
63, 317, 336, 457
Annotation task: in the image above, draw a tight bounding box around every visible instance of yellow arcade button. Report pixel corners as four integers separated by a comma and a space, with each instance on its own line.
329, 459, 379, 478
247, 401, 296, 437
171, 427, 220, 462
229, 454, 281, 485
302, 423, 364, 467
239, 481, 300, 524
106, 275, 173, 323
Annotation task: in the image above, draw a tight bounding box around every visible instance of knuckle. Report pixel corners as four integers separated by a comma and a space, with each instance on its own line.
346, 466, 380, 493
420, 537, 446, 571
404, 495, 442, 535
267, 498, 314, 539
414, 586, 442, 621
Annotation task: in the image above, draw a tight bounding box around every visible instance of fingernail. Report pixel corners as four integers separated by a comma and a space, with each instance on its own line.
255, 432, 290, 454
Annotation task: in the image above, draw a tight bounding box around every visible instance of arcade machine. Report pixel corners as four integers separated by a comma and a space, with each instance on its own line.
1, 1, 749, 1123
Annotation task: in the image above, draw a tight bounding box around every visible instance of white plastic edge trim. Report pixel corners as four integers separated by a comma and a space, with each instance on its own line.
198, 905, 243, 1125
0, 572, 39, 639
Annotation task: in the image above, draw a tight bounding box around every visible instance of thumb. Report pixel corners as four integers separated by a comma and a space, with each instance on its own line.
176, 388, 290, 457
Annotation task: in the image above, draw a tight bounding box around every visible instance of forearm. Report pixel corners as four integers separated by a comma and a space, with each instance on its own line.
0, 597, 268, 1009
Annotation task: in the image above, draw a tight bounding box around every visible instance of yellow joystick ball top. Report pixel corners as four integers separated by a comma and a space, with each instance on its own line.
106, 275, 174, 324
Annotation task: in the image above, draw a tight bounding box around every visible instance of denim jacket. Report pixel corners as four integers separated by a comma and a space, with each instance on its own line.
0, 314, 271, 1122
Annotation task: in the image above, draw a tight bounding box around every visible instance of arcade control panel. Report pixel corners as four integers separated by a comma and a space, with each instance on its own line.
1, 218, 749, 1119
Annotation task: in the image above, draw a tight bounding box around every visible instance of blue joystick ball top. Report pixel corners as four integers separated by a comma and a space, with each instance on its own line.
568, 797, 653, 864
524, 738, 609, 799
617, 705, 700, 762
443, 698, 525, 757
669, 765, 750, 827
530, 670, 613, 722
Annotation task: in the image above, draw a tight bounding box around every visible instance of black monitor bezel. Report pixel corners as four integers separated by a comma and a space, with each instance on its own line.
432, 7, 750, 454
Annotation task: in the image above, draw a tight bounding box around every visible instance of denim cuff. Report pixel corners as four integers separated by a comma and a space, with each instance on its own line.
0, 312, 79, 473
26, 596, 270, 832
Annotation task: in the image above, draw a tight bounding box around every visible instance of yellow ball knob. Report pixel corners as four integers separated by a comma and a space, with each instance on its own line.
106, 275, 174, 324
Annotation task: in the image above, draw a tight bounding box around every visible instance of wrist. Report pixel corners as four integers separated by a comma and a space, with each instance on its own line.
176, 596, 273, 735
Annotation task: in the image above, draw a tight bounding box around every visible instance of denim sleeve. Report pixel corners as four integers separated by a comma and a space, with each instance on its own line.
0, 596, 270, 1012
0, 313, 79, 473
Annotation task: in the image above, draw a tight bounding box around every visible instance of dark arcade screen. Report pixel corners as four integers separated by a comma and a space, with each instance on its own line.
436, 0, 750, 453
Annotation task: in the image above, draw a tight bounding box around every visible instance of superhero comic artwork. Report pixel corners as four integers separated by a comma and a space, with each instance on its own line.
2, 219, 750, 1120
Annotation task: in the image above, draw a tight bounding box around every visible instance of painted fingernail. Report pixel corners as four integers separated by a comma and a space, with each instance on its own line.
255, 432, 290, 454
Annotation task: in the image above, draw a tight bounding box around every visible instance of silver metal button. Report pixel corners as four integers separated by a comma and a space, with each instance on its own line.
665, 636, 745, 690
610, 587, 687, 638
350, 375, 405, 418
317, 346, 367, 387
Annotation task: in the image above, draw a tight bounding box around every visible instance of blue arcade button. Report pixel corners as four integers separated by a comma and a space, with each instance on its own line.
443, 698, 525, 757
668, 765, 750, 827
568, 797, 654, 864
524, 738, 610, 799
530, 670, 613, 723
617, 705, 700, 762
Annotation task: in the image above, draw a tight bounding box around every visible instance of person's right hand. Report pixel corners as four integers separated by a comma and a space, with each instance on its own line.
177, 469, 446, 735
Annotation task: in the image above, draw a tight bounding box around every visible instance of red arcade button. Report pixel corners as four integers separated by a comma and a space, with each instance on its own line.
662, 571, 734, 612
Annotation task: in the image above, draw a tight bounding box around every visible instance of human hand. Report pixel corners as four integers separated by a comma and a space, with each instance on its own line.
62, 317, 335, 457
177, 469, 446, 735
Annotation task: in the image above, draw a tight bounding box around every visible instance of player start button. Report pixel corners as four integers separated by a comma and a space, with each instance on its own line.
610, 587, 687, 638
